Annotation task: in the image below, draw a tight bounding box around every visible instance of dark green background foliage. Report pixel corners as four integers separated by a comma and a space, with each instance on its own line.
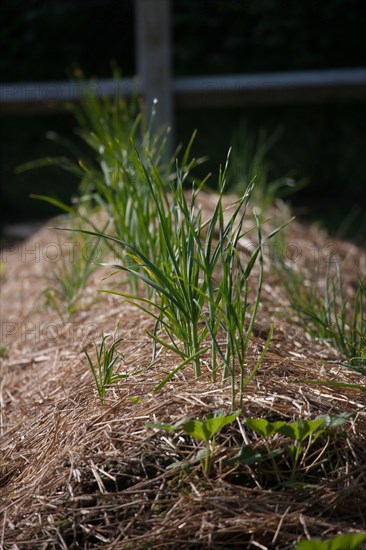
1, 0, 135, 81
1, 0, 365, 238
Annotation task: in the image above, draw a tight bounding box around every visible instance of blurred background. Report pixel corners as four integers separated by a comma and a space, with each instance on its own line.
1, 0, 365, 243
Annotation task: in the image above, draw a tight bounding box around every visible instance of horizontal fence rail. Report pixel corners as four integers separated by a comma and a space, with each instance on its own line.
174, 68, 366, 108
1, 68, 365, 114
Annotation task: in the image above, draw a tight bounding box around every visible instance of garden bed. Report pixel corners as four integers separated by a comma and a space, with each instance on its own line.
1, 198, 366, 549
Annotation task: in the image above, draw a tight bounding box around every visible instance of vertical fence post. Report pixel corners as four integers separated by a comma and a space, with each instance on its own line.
135, 0, 173, 152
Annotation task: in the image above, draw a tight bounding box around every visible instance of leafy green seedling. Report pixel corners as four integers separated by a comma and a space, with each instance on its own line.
245, 418, 287, 483
226, 444, 263, 466
314, 411, 353, 428
244, 414, 350, 484
183, 410, 241, 442
296, 532, 366, 550
0, 346, 7, 358
184, 410, 241, 473
277, 418, 325, 442
277, 418, 328, 482
147, 410, 240, 475
245, 418, 286, 438
225, 444, 282, 467
84, 328, 126, 404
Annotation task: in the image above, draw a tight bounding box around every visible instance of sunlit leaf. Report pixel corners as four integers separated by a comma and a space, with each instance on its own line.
245, 418, 286, 438
183, 411, 240, 442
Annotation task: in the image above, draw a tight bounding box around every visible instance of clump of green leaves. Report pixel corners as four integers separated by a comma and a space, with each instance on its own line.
84, 327, 126, 404
98, 155, 248, 377
85, 151, 290, 407
147, 409, 240, 475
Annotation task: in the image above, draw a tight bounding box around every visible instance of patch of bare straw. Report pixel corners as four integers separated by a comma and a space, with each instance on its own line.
1, 200, 366, 549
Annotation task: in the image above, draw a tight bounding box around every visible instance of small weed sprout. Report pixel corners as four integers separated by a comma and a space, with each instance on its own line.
84, 327, 126, 404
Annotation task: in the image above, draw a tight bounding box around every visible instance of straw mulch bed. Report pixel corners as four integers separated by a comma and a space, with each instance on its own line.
1, 197, 366, 549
